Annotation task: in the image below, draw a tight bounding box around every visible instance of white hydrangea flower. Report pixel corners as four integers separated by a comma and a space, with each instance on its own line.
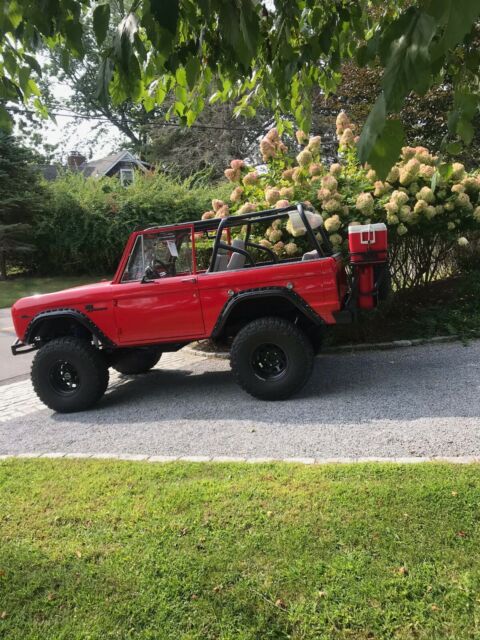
324, 214, 341, 232
452, 162, 466, 181
416, 187, 435, 204
355, 192, 374, 216
296, 149, 313, 167
323, 198, 342, 214
386, 213, 399, 225
329, 233, 343, 246
321, 175, 338, 192
391, 190, 409, 207
284, 242, 298, 256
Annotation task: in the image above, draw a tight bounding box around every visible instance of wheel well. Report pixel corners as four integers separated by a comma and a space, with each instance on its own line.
28, 316, 93, 344
216, 295, 320, 340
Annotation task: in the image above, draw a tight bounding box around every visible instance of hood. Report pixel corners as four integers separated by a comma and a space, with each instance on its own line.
12, 280, 114, 316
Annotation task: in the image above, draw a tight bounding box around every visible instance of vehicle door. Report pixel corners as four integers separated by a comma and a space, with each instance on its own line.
112, 227, 205, 344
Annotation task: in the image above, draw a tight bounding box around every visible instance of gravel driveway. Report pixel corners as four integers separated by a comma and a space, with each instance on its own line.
1, 340, 480, 460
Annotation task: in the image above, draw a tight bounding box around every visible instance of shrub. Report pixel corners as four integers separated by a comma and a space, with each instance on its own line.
202, 113, 480, 290
35, 171, 230, 275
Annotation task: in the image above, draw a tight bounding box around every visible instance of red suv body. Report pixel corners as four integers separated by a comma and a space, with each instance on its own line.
11, 203, 387, 412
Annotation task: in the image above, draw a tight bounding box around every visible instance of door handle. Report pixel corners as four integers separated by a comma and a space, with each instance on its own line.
181, 277, 197, 283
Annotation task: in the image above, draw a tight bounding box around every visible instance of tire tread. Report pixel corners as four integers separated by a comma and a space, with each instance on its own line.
230, 316, 314, 400
31, 337, 109, 412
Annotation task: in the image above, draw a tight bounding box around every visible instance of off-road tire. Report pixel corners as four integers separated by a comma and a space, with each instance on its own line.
31, 337, 109, 413
111, 348, 162, 375
230, 316, 314, 400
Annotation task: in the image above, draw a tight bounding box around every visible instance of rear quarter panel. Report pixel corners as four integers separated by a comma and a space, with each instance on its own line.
198, 257, 341, 335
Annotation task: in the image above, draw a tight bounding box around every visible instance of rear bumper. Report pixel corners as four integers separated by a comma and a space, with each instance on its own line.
11, 339, 38, 356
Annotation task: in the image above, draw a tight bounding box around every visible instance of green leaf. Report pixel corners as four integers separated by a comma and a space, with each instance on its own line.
185, 57, 200, 91
457, 118, 474, 145
381, 10, 436, 111
114, 14, 139, 69
23, 55, 42, 76
454, 90, 478, 119
175, 66, 187, 88
239, 1, 260, 60
26, 78, 40, 97
367, 119, 404, 180
0, 105, 13, 133
143, 91, 156, 112
431, 0, 480, 56
109, 70, 128, 105
439, 163, 453, 180
64, 17, 84, 57
149, 0, 179, 36
17, 66, 30, 92
446, 141, 462, 155
93, 3, 110, 46
96, 56, 114, 104
358, 93, 386, 164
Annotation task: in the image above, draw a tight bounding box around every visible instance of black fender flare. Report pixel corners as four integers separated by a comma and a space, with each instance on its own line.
211, 286, 324, 338
24, 308, 116, 347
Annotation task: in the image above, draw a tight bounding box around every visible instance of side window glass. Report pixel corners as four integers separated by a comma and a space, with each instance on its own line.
175, 232, 193, 274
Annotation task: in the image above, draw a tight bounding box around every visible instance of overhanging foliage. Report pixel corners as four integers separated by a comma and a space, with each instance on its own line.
1, 0, 479, 177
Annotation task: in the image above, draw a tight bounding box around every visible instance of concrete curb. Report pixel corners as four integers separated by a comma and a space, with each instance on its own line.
184, 334, 461, 360
0, 452, 479, 464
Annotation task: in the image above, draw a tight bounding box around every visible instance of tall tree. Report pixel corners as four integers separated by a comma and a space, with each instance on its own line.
1, 1, 480, 177
0, 135, 45, 279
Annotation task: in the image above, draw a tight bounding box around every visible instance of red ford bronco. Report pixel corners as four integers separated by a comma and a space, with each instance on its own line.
11, 203, 388, 413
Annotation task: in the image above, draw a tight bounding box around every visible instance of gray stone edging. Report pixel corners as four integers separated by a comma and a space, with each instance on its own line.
0, 452, 479, 464
184, 334, 461, 360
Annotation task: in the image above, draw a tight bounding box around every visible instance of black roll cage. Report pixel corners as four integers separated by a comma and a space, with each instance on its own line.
141, 202, 333, 272
203, 202, 333, 272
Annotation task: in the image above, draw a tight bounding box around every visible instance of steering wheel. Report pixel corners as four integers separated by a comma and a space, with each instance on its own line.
152, 257, 176, 277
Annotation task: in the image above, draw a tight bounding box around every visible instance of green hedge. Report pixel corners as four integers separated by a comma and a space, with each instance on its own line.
34, 172, 229, 275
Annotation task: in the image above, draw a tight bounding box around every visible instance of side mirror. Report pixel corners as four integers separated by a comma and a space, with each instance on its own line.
141, 266, 155, 283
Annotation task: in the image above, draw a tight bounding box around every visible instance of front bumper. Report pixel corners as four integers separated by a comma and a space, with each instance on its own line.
11, 339, 38, 356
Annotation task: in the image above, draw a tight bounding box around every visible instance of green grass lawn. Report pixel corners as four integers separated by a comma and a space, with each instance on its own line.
0, 275, 109, 308
0, 460, 479, 639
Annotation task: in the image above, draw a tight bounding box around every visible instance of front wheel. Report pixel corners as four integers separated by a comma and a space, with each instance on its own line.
31, 337, 109, 413
230, 317, 314, 400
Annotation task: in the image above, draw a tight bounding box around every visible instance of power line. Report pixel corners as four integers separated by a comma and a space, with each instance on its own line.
6, 105, 259, 132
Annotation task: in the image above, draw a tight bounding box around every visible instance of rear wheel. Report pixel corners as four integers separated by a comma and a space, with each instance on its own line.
31, 337, 109, 413
230, 317, 314, 400
111, 348, 162, 375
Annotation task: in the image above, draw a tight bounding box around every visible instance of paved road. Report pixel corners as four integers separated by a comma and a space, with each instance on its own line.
0, 307, 33, 383
1, 340, 480, 459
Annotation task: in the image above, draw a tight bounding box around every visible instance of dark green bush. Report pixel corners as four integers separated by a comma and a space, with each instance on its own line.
35, 172, 230, 275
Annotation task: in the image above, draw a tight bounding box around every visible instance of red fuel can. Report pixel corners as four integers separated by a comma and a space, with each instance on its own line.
357, 266, 375, 310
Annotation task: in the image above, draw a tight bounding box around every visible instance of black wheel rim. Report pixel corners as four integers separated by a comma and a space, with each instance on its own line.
49, 360, 80, 395
251, 343, 288, 381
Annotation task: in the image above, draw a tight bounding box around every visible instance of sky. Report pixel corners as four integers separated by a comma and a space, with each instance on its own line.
16, 64, 124, 163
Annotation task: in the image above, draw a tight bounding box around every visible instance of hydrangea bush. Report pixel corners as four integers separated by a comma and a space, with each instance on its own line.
201, 112, 480, 290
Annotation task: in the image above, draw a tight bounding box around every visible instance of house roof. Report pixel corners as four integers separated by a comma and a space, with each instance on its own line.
81, 150, 152, 177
